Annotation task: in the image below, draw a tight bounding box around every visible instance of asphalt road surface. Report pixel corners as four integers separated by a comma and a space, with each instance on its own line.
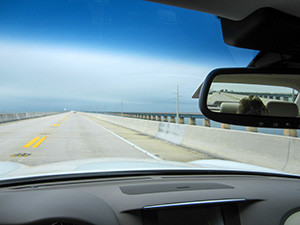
207, 92, 243, 105
0, 112, 155, 166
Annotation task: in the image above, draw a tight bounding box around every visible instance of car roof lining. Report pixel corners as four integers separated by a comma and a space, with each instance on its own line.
146, 0, 300, 21
192, 73, 300, 99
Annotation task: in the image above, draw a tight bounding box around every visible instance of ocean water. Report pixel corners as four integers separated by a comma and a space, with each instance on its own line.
182, 118, 299, 137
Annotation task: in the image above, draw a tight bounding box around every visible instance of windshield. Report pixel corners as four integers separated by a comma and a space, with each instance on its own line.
0, 0, 298, 180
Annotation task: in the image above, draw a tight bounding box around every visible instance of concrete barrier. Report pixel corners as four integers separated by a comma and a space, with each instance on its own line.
87, 113, 159, 137
0, 112, 61, 123
181, 126, 292, 171
84, 113, 300, 174
156, 123, 185, 145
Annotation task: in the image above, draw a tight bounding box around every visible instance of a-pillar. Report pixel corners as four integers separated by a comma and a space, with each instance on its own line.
156, 116, 161, 121
189, 117, 196, 125
203, 118, 211, 127
169, 116, 175, 123
162, 116, 168, 122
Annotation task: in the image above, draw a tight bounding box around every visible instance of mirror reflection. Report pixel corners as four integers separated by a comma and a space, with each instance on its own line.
208, 74, 300, 117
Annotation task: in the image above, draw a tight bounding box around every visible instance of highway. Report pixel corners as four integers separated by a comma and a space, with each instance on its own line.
0, 112, 211, 166
207, 92, 244, 105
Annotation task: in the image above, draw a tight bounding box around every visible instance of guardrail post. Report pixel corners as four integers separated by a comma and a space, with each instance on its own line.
169, 116, 175, 123
189, 117, 196, 125
283, 129, 298, 137
162, 116, 168, 122
178, 117, 185, 124
203, 118, 211, 127
246, 127, 258, 132
157, 116, 161, 121
221, 123, 231, 129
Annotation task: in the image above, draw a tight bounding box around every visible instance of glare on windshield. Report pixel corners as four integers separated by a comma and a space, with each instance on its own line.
1, 0, 297, 179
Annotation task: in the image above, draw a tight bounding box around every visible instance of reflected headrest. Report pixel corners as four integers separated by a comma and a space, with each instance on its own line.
220, 102, 239, 114
266, 101, 299, 117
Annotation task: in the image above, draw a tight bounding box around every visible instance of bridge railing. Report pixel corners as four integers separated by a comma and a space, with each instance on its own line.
84, 111, 298, 137
98, 112, 210, 126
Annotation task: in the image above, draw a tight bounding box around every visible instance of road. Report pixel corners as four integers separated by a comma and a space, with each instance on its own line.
207, 92, 244, 106
0, 112, 156, 166
0, 112, 212, 166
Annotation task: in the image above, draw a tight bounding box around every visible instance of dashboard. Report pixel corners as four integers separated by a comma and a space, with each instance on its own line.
0, 173, 300, 225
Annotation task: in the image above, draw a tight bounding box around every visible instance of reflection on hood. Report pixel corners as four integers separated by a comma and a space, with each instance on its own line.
0, 158, 287, 182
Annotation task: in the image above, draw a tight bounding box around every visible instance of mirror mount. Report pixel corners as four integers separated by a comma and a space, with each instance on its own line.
198, 68, 300, 129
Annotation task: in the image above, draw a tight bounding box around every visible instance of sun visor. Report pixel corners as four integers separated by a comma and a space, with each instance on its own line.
221, 8, 300, 55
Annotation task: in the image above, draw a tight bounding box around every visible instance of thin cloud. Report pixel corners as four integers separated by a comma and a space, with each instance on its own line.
0, 40, 211, 112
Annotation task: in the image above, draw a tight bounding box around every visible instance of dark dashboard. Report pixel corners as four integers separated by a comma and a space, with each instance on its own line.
0, 173, 300, 225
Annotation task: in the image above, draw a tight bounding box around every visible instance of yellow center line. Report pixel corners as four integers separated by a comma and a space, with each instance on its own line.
61, 113, 71, 121
32, 137, 47, 148
53, 113, 71, 126
207, 92, 217, 101
223, 93, 241, 101
23, 137, 40, 148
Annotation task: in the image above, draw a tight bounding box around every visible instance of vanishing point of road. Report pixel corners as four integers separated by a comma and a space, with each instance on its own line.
0, 112, 212, 166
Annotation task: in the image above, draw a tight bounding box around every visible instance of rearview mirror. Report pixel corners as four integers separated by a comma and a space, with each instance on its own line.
198, 68, 300, 129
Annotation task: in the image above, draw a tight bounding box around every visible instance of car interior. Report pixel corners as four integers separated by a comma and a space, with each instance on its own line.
1, 0, 300, 225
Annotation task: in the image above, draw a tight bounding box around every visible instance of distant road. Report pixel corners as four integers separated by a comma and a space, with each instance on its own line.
0, 112, 155, 166
208, 92, 240, 104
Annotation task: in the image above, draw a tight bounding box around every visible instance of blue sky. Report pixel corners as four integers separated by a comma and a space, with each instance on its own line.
0, 0, 257, 113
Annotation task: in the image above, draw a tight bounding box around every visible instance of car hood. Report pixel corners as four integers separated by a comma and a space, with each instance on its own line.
0, 158, 293, 182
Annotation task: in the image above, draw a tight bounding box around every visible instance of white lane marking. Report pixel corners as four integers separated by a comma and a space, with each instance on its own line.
81, 116, 161, 161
